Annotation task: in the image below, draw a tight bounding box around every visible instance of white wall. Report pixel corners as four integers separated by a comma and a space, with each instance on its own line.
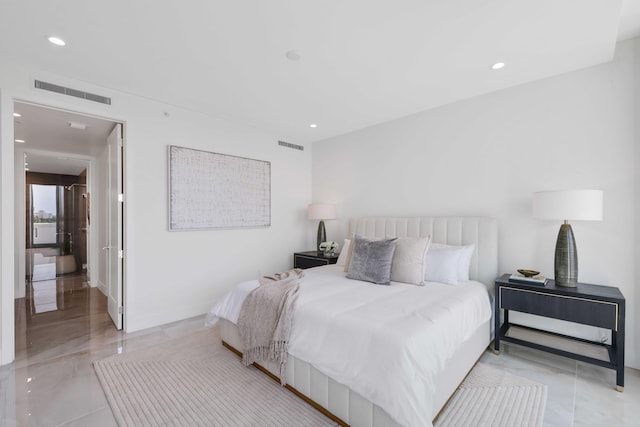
0, 57, 312, 364
1, 87, 15, 365
634, 38, 640, 374
313, 38, 639, 369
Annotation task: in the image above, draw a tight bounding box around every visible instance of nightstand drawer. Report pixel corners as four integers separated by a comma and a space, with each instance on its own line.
295, 255, 329, 269
293, 251, 339, 270
500, 287, 619, 330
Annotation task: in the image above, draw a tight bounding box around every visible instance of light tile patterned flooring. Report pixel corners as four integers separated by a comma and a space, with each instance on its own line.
1, 275, 639, 426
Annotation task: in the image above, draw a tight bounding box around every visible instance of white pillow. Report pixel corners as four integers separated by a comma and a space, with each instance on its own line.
336, 238, 351, 267
425, 243, 475, 284
423, 244, 463, 285
457, 244, 475, 282
391, 236, 431, 285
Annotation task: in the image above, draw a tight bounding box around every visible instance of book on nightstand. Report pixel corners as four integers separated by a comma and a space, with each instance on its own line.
508, 273, 548, 286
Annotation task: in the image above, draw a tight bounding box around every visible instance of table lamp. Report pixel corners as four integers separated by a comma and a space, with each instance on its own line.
307, 204, 336, 254
533, 190, 603, 287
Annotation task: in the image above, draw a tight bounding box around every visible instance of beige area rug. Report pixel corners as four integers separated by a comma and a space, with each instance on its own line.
95, 329, 546, 427
94, 329, 338, 427
435, 363, 547, 427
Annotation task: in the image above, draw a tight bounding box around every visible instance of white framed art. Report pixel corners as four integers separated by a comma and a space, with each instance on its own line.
168, 145, 271, 230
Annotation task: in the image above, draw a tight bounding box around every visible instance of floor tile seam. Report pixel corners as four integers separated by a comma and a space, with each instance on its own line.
19, 330, 134, 356
501, 342, 581, 376
53, 404, 113, 426
570, 361, 578, 427
12, 349, 93, 368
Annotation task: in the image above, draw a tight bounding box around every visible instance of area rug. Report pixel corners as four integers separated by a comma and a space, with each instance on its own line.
94, 329, 546, 427
94, 329, 338, 427
435, 363, 547, 427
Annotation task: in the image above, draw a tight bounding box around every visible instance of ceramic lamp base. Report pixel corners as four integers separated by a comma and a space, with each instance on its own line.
554, 222, 578, 287
317, 220, 326, 253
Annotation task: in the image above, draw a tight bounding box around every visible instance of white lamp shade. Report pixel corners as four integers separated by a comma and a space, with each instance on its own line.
533, 190, 603, 221
307, 203, 336, 220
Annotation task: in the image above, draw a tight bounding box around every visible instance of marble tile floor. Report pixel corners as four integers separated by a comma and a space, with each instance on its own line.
480, 342, 640, 426
3, 276, 212, 426
1, 278, 639, 426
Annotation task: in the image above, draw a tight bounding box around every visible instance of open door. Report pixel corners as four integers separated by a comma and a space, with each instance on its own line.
106, 124, 124, 329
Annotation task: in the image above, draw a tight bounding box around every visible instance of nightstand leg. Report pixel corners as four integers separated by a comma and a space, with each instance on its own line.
494, 310, 510, 355
493, 295, 501, 354
615, 303, 625, 391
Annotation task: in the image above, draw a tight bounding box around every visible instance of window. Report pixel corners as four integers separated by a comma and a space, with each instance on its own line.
30, 184, 58, 246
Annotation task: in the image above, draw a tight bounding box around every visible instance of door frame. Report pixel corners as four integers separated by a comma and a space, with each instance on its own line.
4, 98, 126, 364
106, 123, 124, 329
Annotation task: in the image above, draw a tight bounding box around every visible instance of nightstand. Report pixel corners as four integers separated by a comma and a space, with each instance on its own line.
494, 273, 625, 391
293, 251, 339, 269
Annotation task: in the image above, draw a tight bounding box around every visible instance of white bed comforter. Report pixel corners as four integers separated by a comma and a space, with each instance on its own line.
207, 265, 491, 427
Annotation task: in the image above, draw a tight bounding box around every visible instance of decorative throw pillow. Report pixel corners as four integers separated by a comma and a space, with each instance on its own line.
390, 236, 431, 285
336, 238, 351, 267
343, 233, 356, 272
346, 235, 398, 285
423, 243, 475, 285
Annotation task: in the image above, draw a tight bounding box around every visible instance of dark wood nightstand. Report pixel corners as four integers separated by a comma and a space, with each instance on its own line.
293, 251, 339, 269
494, 273, 625, 391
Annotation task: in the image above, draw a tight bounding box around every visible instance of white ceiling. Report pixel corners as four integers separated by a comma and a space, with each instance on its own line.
2, 1, 640, 145
24, 153, 89, 177
15, 102, 115, 175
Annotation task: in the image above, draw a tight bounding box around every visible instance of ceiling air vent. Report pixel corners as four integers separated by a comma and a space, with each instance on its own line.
278, 140, 304, 151
34, 80, 112, 105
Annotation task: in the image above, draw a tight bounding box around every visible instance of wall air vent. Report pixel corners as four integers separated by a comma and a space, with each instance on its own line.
34, 80, 112, 105
278, 140, 304, 151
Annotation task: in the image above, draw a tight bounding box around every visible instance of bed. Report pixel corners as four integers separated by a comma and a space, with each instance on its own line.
209, 216, 498, 427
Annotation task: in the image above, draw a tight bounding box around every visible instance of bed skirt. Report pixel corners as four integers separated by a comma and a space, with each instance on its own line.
219, 318, 490, 427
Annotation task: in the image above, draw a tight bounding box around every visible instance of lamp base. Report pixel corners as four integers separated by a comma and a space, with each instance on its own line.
556, 281, 578, 288
554, 223, 578, 287
317, 220, 326, 253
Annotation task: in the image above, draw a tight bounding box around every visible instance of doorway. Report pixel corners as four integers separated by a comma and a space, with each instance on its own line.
26, 168, 89, 282
13, 101, 124, 358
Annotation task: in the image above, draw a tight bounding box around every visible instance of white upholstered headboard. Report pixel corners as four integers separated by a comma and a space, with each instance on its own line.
348, 217, 498, 290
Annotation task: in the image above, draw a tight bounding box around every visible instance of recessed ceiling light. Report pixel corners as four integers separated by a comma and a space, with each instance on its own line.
491, 62, 505, 70
13, 113, 21, 117
309, 123, 318, 128
15, 139, 25, 143
48, 36, 66, 46
68, 121, 87, 130
57, 157, 69, 160
286, 50, 301, 61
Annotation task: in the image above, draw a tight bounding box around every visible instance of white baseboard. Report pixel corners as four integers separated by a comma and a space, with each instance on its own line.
97, 279, 107, 295
125, 299, 215, 333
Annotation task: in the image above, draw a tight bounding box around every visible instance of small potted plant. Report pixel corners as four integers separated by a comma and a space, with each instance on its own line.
319, 241, 339, 257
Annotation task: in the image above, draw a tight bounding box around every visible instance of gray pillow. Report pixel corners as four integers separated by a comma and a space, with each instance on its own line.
346, 235, 398, 285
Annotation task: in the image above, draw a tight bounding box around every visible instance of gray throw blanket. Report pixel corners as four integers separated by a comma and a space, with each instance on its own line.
237, 268, 304, 384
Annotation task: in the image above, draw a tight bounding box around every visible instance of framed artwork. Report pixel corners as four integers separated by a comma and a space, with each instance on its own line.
168, 145, 271, 230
